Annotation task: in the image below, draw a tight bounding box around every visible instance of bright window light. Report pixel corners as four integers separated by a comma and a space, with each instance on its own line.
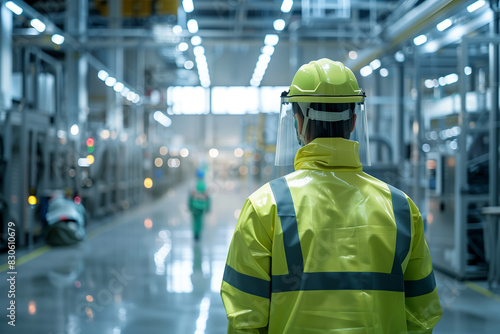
413, 34, 427, 46
98, 70, 109, 81
273, 19, 286, 31
187, 19, 199, 33
51, 34, 65, 45
467, 0, 485, 13
360, 66, 373, 77
5, 1, 23, 15
281, 0, 293, 13
182, 0, 194, 13
370, 59, 381, 70
437, 19, 452, 31
30, 19, 46, 33
264, 34, 279, 46
191, 36, 202, 45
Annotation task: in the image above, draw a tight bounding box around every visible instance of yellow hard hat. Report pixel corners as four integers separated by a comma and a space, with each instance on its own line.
285, 58, 365, 104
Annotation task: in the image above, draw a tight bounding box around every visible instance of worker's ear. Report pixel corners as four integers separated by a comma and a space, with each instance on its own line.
350, 114, 357, 133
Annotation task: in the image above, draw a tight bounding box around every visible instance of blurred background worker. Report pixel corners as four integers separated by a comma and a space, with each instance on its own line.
221, 59, 442, 333
188, 168, 211, 241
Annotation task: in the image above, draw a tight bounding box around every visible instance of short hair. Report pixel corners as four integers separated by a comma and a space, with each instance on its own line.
293, 102, 355, 140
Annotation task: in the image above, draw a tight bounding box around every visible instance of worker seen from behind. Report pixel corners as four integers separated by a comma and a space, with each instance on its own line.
188, 168, 210, 241
220, 58, 442, 333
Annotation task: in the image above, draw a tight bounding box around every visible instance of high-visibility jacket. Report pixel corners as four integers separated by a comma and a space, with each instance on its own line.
221, 138, 442, 333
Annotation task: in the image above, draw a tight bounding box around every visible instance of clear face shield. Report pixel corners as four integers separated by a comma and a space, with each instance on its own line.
275, 99, 371, 166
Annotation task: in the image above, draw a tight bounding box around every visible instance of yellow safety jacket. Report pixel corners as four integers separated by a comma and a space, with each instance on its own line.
221, 138, 442, 333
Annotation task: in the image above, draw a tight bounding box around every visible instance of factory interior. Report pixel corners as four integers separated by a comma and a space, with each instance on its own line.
0, 0, 500, 333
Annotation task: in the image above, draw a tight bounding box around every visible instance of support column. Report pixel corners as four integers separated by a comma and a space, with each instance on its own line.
0, 5, 12, 110
413, 51, 424, 208
106, 0, 124, 132
393, 62, 405, 166
65, 0, 88, 130
489, 1, 500, 288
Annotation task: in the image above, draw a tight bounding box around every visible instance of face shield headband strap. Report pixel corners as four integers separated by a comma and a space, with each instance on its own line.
296, 102, 355, 146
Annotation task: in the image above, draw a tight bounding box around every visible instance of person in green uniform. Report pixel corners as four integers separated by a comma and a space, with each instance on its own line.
189, 168, 210, 241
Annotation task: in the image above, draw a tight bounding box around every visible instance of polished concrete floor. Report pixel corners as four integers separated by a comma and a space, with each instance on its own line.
1, 177, 500, 334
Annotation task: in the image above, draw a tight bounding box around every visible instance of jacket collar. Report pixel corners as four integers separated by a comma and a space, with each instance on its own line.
294, 138, 362, 171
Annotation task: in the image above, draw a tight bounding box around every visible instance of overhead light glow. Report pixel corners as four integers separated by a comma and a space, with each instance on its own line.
380, 68, 389, 77
178, 42, 189, 52
191, 36, 202, 45
464, 66, 472, 75
194, 46, 205, 56
264, 34, 279, 46
98, 70, 109, 81
437, 19, 452, 31
467, 0, 485, 13
113, 82, 124, 92
51, 34, 65, 45
273, 19, 286, 31
349, 51, 358, 60
5, 1, 23, 15
413, 34, 427, 46
182, 0, 194, 13
184, 60, 194, 70
395, 51, 405, 62
445, 73, 458, 85
154, 111, 172, 127
424, 79, 434, 89
172, 25, 182, 35
105, 76, 117, 87
70, 124, 79, 136
209, 148, 219, 158
30, 19, 46, 33
281, 0, 293, 13
370, 59, 381, 70
187, 19, 199, 33
262, 45, 275, 56
360, 66, 373, 77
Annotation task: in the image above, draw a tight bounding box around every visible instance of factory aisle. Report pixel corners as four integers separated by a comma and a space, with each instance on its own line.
1, 176, 500, 334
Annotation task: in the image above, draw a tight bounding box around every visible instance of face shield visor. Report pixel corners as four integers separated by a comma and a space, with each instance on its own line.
275, 97, 371, 166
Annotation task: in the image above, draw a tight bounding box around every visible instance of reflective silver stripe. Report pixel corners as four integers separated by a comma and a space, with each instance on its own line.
388, 184, 412, 276
223, 264, 271, 298
405, 270, 437, 297
269, 177, 304, 273
269, 177, 412, 293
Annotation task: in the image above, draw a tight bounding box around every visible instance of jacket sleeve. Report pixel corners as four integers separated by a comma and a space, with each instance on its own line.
404, 199, 443, 333
220, 197, 273, 333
